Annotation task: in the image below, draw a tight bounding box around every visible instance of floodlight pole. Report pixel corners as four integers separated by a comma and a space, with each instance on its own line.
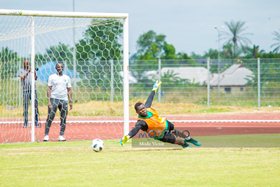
214, 27, 221, 94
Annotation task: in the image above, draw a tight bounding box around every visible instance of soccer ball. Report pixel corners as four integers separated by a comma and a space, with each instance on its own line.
92, 139, 104, 152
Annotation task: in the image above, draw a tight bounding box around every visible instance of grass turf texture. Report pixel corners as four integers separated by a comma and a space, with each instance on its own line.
1, 135, 279, 187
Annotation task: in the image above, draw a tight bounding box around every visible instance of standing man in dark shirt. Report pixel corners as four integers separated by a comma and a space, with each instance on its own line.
120, 80, 201, 148
19, 60, 39, 128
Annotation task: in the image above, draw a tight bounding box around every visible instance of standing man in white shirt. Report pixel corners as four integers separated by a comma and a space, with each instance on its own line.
43, 62, 73, 141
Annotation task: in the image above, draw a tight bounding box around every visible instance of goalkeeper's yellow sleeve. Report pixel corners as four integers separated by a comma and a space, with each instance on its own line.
120, 135, 130, 146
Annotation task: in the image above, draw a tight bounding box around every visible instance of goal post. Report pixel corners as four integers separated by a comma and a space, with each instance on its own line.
0, 9, 129, 143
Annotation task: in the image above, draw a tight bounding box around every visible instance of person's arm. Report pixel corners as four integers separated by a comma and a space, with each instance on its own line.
144, 80, 162, 108
67, 87, 73, 110
145, 91, 155, 108
120, 120, 147, 145
47, 75, 53, 108
67, 76, 73, 110
47, 86, 52, 109
34, 71, 37, 80
128, 120, 147, 138
19, 69, 31, 80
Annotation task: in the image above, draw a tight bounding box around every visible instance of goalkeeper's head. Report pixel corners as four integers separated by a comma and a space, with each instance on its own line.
134, 102, 147, 117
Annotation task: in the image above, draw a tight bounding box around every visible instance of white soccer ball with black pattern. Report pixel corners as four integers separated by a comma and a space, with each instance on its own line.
92, 139, 104, 152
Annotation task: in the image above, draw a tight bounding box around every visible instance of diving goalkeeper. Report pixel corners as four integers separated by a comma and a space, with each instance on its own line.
120, 80, 201, 148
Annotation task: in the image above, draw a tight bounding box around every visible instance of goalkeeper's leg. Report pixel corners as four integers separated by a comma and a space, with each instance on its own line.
167, 121, 201, 147
159, 131, 189, 148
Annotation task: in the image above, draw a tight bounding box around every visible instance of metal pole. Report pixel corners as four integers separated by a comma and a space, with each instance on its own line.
214, 27, 221, 94
257, 58, 261, 108
30, 17, 35, 142
207, 58, 211, 107
158, 58, 161, 102
72, 0, 77, 88
123, 16, 129, 135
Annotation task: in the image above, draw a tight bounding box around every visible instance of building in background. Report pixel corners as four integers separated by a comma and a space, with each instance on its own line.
210, 64, 254, 93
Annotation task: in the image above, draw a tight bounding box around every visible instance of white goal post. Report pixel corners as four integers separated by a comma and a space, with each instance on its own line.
0, 9, 129, 142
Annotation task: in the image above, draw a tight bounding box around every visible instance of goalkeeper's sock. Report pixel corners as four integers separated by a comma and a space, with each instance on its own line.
186, 138, 201, 147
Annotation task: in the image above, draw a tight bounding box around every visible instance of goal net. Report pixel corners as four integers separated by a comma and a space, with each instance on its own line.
0, 9, 129, 143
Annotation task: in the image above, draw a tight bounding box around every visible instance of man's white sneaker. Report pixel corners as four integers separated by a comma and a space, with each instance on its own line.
43, 135, 49, 142
58, 136, 66, 141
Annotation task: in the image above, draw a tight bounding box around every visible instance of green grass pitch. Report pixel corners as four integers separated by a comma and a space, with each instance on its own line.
1, 134, 280, 187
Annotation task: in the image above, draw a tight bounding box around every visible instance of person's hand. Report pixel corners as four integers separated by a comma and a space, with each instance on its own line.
69, 102, 73, 110
120, 135, 130, 146
48, 101, 52, 109
152, 80, 162, 92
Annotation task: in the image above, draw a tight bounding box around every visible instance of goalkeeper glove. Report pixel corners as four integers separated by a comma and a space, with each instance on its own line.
152, 80, 162, 93
120, 135, 130, 146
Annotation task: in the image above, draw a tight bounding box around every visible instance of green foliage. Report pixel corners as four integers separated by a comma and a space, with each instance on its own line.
34, 43, 73, 65
74, 19, 123, 91
259, 52, 280, 58
242, 45, 265, 58
47, 43, 73, 63
0, 47, 20, 79
76, 19, 123, 62
222, 20, 252, 58
271, 30, 280, 53
160, 70, 189, 89
244, 59, 280, 94
203, 48, 219, 59
133, 30, 176, 60
162, 43, 177, 59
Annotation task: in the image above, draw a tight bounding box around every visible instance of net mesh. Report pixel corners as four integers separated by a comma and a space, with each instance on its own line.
0, 14, 126, 143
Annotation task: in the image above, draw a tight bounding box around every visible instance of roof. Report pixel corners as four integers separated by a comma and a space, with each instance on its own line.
161, 67, 209, 84
210, 64, 254, 86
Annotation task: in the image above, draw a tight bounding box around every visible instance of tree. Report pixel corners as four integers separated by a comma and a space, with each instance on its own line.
74, 19, 123, 89
133, 30, 176, 60
243, 45, 265, 58
34, 42, 73, 71
221, 43, 234, 58
177, 52, 191, 60
163, 43, 177, 59
131, 30, 175, 81
0, 47, 20, 79
45, 43, 73, 63
76, 19, 123, 62
203, 48, 219, 59
271, 30, 280, 53
221, 20, 252, 58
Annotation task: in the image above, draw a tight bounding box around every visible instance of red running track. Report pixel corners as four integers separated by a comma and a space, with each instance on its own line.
0, 112, 280, 143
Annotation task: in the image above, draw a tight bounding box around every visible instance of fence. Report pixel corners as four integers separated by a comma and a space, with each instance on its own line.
129, 58, 280, 107
0, 58, 280, 118
0, 57, 280, 143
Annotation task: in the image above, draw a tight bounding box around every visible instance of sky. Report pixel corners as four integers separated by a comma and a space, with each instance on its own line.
0, 0, 279, 55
